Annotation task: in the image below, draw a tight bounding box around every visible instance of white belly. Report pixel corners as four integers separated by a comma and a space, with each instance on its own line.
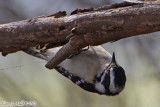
58, 46, 112, 83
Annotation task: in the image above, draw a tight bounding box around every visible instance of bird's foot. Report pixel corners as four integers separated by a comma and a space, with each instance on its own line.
68, 46, 89, 59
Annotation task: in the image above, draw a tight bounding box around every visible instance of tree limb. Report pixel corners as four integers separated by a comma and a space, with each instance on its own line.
0, 2, 160, 69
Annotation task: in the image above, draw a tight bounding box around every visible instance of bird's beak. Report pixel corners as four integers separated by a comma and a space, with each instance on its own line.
111, 52, 116, 64
105, 52, 117, 71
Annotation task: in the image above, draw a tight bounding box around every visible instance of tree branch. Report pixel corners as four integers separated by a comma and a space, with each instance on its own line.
0, 2, 160, 68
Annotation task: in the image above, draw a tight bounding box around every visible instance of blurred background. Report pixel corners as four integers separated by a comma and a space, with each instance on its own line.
0, 0, 160, 107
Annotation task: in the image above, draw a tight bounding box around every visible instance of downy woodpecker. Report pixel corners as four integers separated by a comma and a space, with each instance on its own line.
23, 46, 126, 96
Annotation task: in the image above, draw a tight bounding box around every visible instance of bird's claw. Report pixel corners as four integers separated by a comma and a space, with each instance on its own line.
68, 46, 89, 59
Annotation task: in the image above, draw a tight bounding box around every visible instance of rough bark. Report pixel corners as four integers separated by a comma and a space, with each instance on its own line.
0, 2, 160, 68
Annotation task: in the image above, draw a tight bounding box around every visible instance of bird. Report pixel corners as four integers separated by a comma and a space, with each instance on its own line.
23, 45, 126, 96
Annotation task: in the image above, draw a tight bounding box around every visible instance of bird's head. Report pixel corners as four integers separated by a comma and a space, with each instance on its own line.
95, 52, 126, 96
